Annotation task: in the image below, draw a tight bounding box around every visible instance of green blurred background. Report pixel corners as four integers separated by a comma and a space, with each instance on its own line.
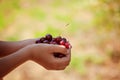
0, 0, 120, 80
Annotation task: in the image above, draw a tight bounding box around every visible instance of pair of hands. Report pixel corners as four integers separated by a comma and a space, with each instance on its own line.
0, 38, 71, 78
20, 39, 71, 70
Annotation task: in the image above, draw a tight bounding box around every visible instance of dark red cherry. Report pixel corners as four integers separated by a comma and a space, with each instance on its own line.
39, 37, 46, 43
50, 41, 57, 45
45, 34, 52, 41
35, 40, 40, 44
43, 40, 49, 44
55, 36, 62, 44
62, 38, 67, 42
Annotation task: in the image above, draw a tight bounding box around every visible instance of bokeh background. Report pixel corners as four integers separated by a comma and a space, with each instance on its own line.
0, 0, 120, 80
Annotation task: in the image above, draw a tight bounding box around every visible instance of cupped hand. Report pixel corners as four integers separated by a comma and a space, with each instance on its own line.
27, 43, 71, 70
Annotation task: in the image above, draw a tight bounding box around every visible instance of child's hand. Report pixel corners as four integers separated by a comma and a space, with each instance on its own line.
0, 36, 71, 78
27, 44, 71, 70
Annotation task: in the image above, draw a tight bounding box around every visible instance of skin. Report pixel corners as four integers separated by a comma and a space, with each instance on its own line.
0, 39, 36, 57
0, 39, 71, 80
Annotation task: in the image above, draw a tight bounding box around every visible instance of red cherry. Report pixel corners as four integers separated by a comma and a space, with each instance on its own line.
65, 42, 70, 49
55, 36, 62, 44
60, 40, 65, 45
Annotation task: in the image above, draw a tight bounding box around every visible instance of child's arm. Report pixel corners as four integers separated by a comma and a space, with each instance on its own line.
0, 44, 71, 78
0, 78, 3, 80
0, 39, 37, 57
0, 45, 30, 78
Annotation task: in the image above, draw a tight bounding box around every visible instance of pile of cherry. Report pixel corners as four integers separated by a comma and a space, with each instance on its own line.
35, 34, 71, 58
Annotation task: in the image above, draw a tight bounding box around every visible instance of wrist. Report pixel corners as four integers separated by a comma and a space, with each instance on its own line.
18, 39, 41, 60
22, 45, 33, 60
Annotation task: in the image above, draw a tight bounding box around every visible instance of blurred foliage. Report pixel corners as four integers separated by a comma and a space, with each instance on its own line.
34, 25, 62, 37
94, 0, 120, 32
70, 54, 104, 75
28, 8, 46, 21
0, 0, 20, 31
0, 0, 120, 79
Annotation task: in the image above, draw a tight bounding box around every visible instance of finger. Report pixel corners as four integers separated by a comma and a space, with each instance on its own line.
50, 45, 68, 55
67, 49, 71, 54
52, 53, 71, 65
